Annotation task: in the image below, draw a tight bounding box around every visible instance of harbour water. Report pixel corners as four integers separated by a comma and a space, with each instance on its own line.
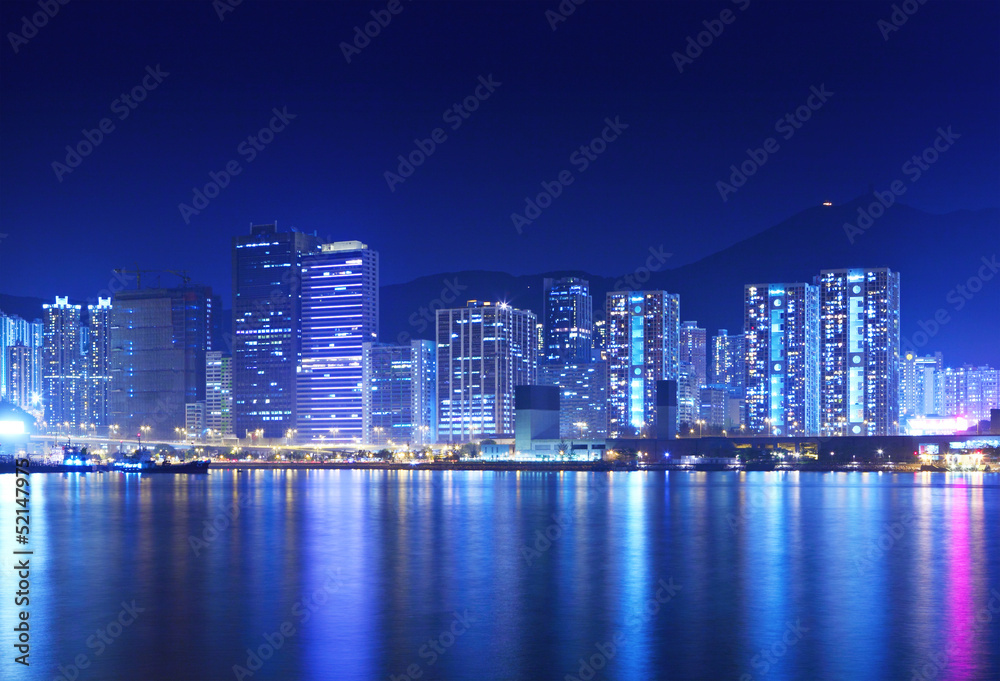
3, 470, 999, 681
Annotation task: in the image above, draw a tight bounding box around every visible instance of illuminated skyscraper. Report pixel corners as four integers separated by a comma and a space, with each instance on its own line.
900, 351, 942, 420
110, 286, 217, 438
711, 329, 745, 395
297, 241, 378, 443
436, 301, 536, 442
362, 340, 436, 445
6, 343, 33, 411
606, 290, 680, 438
817, 267, 900, 435
1, 312, 42, 405
543, 277, 593, 364
232, 223, 319, 439
85, 298, 112, 426
677, 361, 700, 429
937, 365, 999, 424
539, 361, 607, 438
42, 297, 83, 428
744, 283, 819, 436
206, 351, 234, 437
680, 321, 707, 388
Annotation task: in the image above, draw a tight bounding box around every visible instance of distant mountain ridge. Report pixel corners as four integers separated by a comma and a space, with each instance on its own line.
380, 198, 999, 365
4, 199, 997, 365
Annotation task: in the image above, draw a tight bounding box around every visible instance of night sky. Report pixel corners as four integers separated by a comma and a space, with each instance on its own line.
1, 0, 997, 302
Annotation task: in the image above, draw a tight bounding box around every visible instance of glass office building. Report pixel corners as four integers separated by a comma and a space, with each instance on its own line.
297, 241, 379, 443
232, 223, 320, 439
362, 340, 436, 446
543, 277, 592, 364
436, 301, 536, 442
110, 287, 216, 438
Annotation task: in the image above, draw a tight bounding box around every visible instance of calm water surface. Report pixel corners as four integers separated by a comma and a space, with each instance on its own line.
3, 470, 999, 681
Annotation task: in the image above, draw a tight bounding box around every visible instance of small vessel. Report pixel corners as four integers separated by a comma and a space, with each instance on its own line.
0, 443, 95, 474
112, 447, 209, 474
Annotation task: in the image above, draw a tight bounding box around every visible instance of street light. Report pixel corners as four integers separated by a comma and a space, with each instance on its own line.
574, 421, 588, 439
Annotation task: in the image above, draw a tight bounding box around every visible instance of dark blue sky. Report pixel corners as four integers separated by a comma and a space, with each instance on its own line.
1, 0, 998, 302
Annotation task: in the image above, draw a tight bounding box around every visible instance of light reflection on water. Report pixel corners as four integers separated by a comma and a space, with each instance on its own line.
2, 470, 997, 681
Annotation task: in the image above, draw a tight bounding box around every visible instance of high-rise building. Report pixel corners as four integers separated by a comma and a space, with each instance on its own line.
436, 301, 537, 442
712, 329, 745, 395
606, 290, 680, 438
185, 402, 206, 437
297, 241, 378, 443
6, 343, 33, 411
817, 268, 901, 435
539, 361, 608, 439
85, 298, 112, 427
206, 351, 234, 437
232, 223, 320, 439
42, 297, 83, 428
677, 361, 701, 430
680, 321, 708, 388
901, 352, 942, 420
543, 277, 593, 364
699, 384, 731, 430
937, 365, 999, 424
1, 312, 43, 405
744, 283, 819, 436
592, 318, 608, 361
110, 286, 216, 438
964, 366, 999, 424
362, 340, 436, 446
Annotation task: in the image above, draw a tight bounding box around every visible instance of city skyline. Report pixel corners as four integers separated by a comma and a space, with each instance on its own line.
3, 4, 998, 681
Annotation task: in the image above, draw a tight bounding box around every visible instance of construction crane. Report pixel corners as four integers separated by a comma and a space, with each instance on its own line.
113, 264, 192, 289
